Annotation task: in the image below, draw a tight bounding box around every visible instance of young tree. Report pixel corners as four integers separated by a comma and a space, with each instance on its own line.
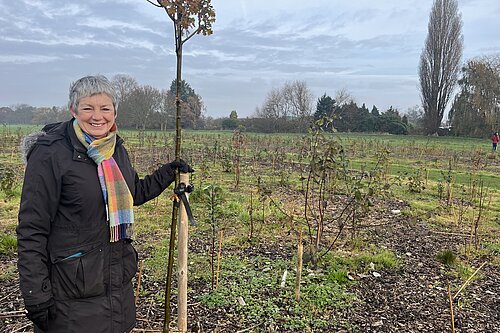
419, 0, 463, 134
147, 1, 215, 331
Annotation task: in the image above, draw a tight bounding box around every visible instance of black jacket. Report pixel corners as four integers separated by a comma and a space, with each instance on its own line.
17, 120, 175, 333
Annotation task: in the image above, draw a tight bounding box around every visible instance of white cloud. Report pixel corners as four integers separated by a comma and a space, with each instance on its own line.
21, 0, 88, 18
78, 17, 164, 37
0, 54, 60, 64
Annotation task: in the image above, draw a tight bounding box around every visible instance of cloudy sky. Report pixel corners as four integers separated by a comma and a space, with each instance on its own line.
1, 0, 499, 118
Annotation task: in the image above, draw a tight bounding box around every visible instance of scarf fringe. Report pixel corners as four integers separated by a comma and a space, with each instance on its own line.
110, 224, 134, 243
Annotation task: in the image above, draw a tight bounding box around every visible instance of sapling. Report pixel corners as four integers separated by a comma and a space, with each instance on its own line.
232, 128, 245, 189
202, 184, 223, 289
144, 1, 216, 327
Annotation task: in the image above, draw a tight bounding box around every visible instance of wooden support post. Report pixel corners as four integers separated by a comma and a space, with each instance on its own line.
216, 230, 223, 289
295, 232, 303, 301
177, 172, 190, 333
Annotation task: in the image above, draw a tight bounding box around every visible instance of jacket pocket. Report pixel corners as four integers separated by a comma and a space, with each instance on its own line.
122, 241, 138, 284
51, 242, 105, 300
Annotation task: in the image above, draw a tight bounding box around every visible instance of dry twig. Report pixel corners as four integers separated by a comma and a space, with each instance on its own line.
135, 259, 144, 305
453, 261, 487, 299
448, 283, 455, 333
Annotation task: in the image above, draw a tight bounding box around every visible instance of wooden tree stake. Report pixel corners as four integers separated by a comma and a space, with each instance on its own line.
216, 230, 223, 289
295, 232, 303, 301
177, 172, 190, 333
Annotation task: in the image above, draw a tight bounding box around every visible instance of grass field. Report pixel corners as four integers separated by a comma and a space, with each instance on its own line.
0, 124, 499, 331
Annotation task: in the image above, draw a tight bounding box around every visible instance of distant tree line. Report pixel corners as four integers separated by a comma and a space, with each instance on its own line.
0, 104, 68, 125
0, 78, 431, 136
2, 57, 499, 137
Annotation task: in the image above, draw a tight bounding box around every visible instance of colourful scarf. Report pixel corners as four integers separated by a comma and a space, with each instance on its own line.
73, 119, 134, 242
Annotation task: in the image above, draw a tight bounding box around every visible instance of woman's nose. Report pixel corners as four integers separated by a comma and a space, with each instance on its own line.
91, 109, 104, 119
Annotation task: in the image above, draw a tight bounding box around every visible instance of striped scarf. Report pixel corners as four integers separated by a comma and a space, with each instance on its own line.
73, 119, 134, 242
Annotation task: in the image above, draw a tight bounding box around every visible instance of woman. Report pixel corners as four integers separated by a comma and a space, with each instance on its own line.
17, 75, 191, 333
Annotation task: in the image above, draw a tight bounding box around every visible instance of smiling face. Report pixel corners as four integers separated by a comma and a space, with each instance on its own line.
71, 93, 116, 139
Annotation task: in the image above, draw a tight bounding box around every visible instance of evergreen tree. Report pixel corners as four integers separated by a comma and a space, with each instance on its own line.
314, 94, 335, 120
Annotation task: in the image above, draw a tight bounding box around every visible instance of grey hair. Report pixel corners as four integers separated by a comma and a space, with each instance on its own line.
68, 75, 118, 114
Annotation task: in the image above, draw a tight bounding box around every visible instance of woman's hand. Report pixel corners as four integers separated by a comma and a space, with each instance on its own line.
26, 298, 56, 331
168, 159, 194, 173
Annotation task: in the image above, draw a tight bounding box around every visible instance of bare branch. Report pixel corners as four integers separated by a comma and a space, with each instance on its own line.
182, 26, 201, 45
145, 0, 162, 7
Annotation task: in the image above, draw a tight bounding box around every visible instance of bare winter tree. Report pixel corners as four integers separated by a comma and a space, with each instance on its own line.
111, 74, 139, 107
283, 81, 314, 119
334, 87, 354, 106
119, 85, 162, 129
258, 87, 286, 119
419, 0, 463, 135
257, 81, 314, 131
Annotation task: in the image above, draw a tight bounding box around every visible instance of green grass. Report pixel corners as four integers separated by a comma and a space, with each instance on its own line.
0, 234, 17, 255
436, 249, 457, 267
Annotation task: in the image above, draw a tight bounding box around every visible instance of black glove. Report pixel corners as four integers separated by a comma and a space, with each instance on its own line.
169, 159, 194, 173
26, 298, 56, 332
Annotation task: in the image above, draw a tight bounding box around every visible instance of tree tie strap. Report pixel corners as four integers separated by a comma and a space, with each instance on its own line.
173, 182, 196, 226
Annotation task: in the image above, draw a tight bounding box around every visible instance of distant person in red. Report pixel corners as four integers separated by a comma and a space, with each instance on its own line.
491, 132, 499, 152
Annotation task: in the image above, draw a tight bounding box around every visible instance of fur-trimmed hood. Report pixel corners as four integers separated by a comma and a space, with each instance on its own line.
19, 122, 64, 164
20, 131, 46, 164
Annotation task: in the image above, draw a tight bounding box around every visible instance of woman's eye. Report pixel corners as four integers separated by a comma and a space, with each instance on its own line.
102, 108, 112, 113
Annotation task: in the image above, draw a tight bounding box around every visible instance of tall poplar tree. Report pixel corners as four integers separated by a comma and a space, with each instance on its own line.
419, 0, 463, 134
